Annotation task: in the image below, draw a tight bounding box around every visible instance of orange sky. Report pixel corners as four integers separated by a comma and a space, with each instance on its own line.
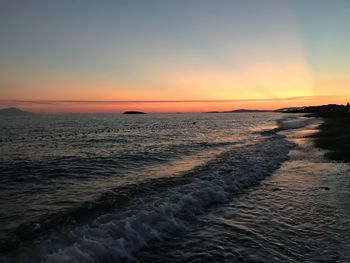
0, 96, 348, 114
0, 1, 349, 113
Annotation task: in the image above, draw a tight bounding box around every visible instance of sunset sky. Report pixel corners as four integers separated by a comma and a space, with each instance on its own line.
0, 0, 349, 113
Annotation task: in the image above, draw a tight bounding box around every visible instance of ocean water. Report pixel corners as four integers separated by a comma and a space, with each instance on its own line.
0, 113, 349, 262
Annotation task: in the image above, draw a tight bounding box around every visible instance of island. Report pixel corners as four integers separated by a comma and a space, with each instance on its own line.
0, 107, 34, 116
123, 111, 147, 115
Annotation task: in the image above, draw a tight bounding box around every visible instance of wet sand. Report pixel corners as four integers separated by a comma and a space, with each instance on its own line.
313, 115, 350, 162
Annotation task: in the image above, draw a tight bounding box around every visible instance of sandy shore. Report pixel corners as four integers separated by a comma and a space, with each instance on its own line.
313, 115, 350, 162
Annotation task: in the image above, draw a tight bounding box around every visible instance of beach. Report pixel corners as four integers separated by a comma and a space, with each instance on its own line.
314, 115, 350, 162
1, 0, 349, 261
1, 113, 350, 262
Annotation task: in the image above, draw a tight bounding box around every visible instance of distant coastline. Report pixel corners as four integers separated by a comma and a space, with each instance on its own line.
205, 109, 274, 113
0, 107, 34, 116
205, 104, 350, 163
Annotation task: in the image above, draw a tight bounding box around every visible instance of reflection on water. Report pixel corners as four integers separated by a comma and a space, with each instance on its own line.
1, 114, 349, 262
137, 119, 350, 262
0, 113, 278, 251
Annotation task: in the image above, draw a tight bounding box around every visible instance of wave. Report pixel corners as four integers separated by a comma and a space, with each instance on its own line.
276, 116, 310, 131
1, 127, 295, 262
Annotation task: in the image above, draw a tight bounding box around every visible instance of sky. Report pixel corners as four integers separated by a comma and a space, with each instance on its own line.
0, 0, 349, 113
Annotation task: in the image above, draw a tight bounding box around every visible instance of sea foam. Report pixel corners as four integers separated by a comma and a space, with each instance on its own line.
2, 116, 301, 263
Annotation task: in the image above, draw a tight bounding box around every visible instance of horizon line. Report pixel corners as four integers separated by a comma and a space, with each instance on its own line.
0, 95, 347, 104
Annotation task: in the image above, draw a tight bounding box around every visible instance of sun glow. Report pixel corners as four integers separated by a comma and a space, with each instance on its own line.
0, 0, 349, 113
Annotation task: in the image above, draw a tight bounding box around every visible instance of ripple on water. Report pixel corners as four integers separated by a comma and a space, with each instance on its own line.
137, 120, 350, 263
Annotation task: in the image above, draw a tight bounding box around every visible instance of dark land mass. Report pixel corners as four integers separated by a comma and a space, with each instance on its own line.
314, 115, 350, 162
123, 111, 147, 115
279, 104, 350, 116
0, 107, 34, 116
206, 109, 273, 113
285, 104, 350, 162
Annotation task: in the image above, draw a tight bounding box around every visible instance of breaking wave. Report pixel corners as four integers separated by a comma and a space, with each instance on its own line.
276, 116, 310, 131
2, 141, 296, 261
1, 115, 311, 263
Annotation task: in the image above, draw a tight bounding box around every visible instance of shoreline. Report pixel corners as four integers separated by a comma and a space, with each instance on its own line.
313, 115, 350, 162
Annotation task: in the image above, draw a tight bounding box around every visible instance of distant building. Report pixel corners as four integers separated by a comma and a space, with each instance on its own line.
347, 102, 350, 112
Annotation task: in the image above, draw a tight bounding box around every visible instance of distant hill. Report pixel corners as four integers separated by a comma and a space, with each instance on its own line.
123, 111, 147, 115
275, 107, 306, 113
206, 109, 273, 113
231, 109, 273, 113
278, 104, 350, 116
0, 107, 34, 116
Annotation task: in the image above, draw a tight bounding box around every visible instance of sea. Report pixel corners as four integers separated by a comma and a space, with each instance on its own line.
0, 112, 349, 262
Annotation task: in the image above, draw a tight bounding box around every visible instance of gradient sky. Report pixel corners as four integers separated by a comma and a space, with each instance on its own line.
0, 0, 349, 112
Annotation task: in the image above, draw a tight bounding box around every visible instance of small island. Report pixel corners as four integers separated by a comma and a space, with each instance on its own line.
0, 107, 34, 116
123, 111, 147, 115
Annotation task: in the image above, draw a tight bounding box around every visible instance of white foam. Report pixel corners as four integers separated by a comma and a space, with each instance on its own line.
2, 117, 301, 263
276, 116, 310, 131
0, 137, 289, 263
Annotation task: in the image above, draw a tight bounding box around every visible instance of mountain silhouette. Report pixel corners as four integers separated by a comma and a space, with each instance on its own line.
0, 107, 34, 116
